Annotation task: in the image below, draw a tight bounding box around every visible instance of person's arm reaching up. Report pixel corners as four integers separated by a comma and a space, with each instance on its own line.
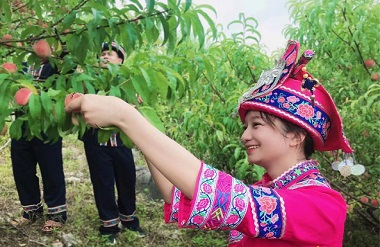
65, 94, 200, 200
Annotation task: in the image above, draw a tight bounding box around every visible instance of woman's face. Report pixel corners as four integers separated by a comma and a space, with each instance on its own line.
240, 111, 293, 168
100, 50, 122, 67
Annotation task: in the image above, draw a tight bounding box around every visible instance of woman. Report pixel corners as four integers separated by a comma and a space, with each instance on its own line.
65, 40, 351, 246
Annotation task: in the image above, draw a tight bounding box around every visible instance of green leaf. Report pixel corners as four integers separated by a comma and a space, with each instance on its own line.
119, 132, 134, 148
184, 0, 192, 12
40, 91, 53, 116
109, 85, 121, 97
0, 80, 10, 107
153, 71, 169, 101
131, 74, 149, 104
0, 0, 11, 22
139, 106, 165, 133
98, 129, 113, 143
9, 118, 23, 140
55, 98, 66, 125
62, 11, 77, 29
28, 94, 41, 119
145, 0, 156, 12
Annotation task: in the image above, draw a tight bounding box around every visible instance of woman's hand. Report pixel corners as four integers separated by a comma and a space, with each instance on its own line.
65, 94, 132, 128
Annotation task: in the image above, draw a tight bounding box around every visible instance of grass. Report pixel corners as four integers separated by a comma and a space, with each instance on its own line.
0, 134, 228, 247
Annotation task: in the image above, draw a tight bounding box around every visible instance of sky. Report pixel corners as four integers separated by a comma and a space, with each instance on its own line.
191, 0, 291, 54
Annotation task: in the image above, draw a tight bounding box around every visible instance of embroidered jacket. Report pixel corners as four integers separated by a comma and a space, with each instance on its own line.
164, 160, 346, 247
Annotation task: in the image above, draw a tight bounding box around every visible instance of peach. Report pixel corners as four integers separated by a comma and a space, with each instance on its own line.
1, 62, 17, 73
371, 73, 379, 81
32, 40, 52, 59
14, 88, 33, 106
371, 199, 379, 207
65, 92, 83, 112
364, 59, 375, 68
360, 196, 369, 204
1, 34, 12, 48
0, 124, 7, 136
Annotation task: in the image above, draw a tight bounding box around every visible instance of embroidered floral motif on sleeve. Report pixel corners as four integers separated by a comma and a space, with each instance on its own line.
228, 230, 244, 244
167, 187, 181, 223
249, 186, 285, 238
185, 164, 248, 230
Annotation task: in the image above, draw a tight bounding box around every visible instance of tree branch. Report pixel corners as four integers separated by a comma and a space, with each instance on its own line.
203, 73, 226, 103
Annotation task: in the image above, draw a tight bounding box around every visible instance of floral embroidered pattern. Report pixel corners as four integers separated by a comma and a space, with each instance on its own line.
255, 89, 330, 141
249, 186, 284, 238
167, 187, 181, 223
269, 160, 320, 189
288, 172, 331, 190
184, 164, 248, 231
229, 230, 244, 244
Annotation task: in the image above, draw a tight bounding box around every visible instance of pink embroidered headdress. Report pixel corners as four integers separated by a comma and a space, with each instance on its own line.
237, 40, 352, 153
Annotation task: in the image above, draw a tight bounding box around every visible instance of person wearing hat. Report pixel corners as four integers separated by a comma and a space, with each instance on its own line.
66, 40, 351, 246
80, 42, 144, 244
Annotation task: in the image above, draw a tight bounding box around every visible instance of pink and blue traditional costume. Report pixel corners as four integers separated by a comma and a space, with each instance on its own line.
164, 40, 354, 246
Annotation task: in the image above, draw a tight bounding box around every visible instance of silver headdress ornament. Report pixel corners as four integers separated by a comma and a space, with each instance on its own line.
237, 59, 286, 109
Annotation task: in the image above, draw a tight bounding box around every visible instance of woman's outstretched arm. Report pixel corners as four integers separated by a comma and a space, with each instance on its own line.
65, 94, 200, 199
145, 158, 173, 203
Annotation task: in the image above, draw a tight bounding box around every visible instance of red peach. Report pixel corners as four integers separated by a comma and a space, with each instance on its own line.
1, 34, 13, 48
371, 199, 379, 207
364, 59, 375, 68
1, 62, 17, 73
371, 73, 379, 81
65, 92, 83, 112
0, 124, 7, 136
360, 196, 369, 204
14, 88, 33, 106
32, 40, 52, 59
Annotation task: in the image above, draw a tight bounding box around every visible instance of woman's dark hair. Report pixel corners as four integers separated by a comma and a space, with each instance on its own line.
259, 112, 315, 159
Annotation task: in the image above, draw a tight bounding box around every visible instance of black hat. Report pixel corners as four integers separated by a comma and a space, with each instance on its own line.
101, 42, 126, 63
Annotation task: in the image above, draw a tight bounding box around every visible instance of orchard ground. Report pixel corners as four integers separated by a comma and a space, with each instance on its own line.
0, 134, 378, 246
0, 134, 227, 247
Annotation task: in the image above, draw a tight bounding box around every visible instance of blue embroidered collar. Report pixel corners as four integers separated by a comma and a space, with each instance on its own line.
262, 160, 320, 189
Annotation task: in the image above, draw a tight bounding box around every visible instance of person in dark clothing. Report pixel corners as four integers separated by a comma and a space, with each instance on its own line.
80, 42, 144, 245
11, 59, 67, 233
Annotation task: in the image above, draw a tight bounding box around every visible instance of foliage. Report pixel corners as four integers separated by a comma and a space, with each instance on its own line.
284, 0, 380, 245
1, 0, 379, 246
162, 16, 269, 182
0, 0, 217, 144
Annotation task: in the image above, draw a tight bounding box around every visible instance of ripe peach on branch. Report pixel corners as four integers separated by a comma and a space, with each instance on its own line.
1, 34, 13, 48
65, 93, 84, 125
64, 93, 83, 110
371, 199, 379, 207
1, 62, 17, 73
371, 73, 379, 81
360, 196, 369, 204
364, 59, 375, 68
14, 88, 34, 106
32, 40, 52, 59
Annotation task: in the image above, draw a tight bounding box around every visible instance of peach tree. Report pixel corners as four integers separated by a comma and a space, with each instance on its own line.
0, 0, 216, 144
284, 0, 379, 245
